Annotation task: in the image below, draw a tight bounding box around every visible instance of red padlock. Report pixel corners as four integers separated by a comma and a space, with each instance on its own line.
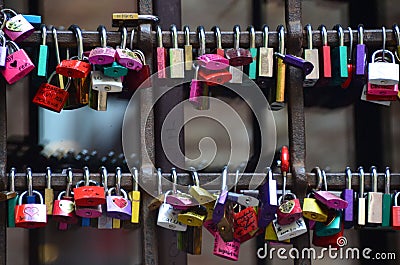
52, 191, 78, 225
73, 167, 105, 207
15, 190, 47, 229
122, 49, 151, 95
233, 206, 258, 243
367, 82, 398, 97
32, 71, 70, 113
312, 222, 345, 248
392, 192, 400, 230
198, 67, 232, 86
277, 193, 303, 225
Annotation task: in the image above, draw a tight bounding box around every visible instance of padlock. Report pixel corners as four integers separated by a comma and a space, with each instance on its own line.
73, 166, 106, 207
157, 191, 187, 231
122, 45, 152, 93
382, 167, 392, 227
312, 168, 348, 209
56, 25, 91, 79
233, 206, 258, 242
217, 201, 235, 242
273, 217, 307, 241
0, 168, 17, 202
213, 231, 240, 261
247, 25, 258, 79
106, 167, 132, 220
318, 25, 332, 78
198, 67, 232, 86
15, 168, 47, 228
274, 52, 314, 76
169, 24, 184, 78
341, 167, 354, 228
32, 71, 70, 113
312, 222, 344, 248
258, 167, 278, 228
188, 167, 215, 204
258, 24, 274, 78
331, 24, 348, 86
102, 61, 128, 78
367, 166, 383, 224
98, 167, 113, 229
198, 54, 229, 71
183, 25, 193, 71
115, 27, 143, 71
303, 194, 328, 223
7, 168, 18, 228
177, 226, 202, 255
341, 26, 354, 89
0, 40, 35, 85
0, 34, 7, 67
271, 25, 286, 110
213, 166, 229, 224
1, 8, 34, 42
355, 24, 367, 76
178, 205, 208, 226
211, 26, 225, 57
53, 168, 78, 226
91, 67, 123, 92
22, 14, 41, 29
265, 220, 290, 243
37, 24, 48, 77
391, 191, 400, 230
394, 24, 400, 62
156, 25, 167, 78
367, 82, 398, 97
204, 201, 215, 222
315, 210, 342, 237
89, 87, 107, 111
225, 25, 253, 66
148, 168, 165, 211
129, 167, 140, 224
303, 24, 319, 87
75, 203, 103, 219
44, 167, 54, 215
277, 193, 302, 225
165, 168, 196, 210
357, 166, 366, 226
88, 25, 116, 65
368, 49, 399, 86
227, 192, 259, 207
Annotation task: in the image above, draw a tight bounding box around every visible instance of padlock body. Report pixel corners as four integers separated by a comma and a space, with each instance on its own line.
355, 44, 367, 75
248, 47, 257, 79
32, 83, 69, 113
367, 192, 383, 224
198, 68, 232, 86
234, 207, 258, 242
91, 70, 123, 92
3, 14, 35, 42
102, 61, 128, 77
212, 190, 228, 223
56, 60, 91, 78
368, 62, 399, 86
88, 47, 116, 65
89, 88, 107, 111
130, 191, 140, 223
1, 49, 35, 84
303, 49, 319, 87
358, 197, 366, 226
52, 199, 78, 224
367, 82, 398, 96
320, 45, 332, 78
122, 65, 152, 95
265, 221, 290, 243
75, 204, 102, 218
115, 48, 143, 71
302, 197, 328, 222
341, 189, 354, 226
275, 58, 286, 104
273, 217, 307, 241
157, 203, 187, 231
177, 226, 202, 255
225, 48, 253, 66
169, 48, 185, 78
277, 198, 302, 225
189, 186, 215, 205
37, 45, 48, 77
198, 54, 229, 71
156, 47, 167, 78
106, 195, 132, 220
392, 206, 400, 230
382, 193, 391, 227
314, 190, 348, 209
258, 47, 274, 77
178, 211, 206, 226
213, 232, 240, 261
184, 45, 193, 71
15, 203, 47, 228
315, 211, 342, 237
312, 223, 344, 248
165, 194, 195, 210
332, 46, 348, 84
73, 186, 105, 206
0, 46, 7, 67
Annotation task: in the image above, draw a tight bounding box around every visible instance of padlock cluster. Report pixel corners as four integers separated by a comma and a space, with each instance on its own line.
4, 166, 141, 230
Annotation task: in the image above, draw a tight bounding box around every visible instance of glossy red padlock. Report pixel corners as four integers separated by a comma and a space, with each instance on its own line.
225, 25, 253, 67
233, 206, 258, 243
52, 191, 78, 225
312, 222, 344, 248
198, 67, 232, 86
277, 193, 303, 225
73, 167, 105, 207
32, 71, 70, 113
392, 192, 400, 230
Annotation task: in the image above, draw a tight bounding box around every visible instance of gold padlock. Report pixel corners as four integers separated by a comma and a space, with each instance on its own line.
264, 221, 290, 243
148, 168, 164, 211
129, 167, 140, 224
178, 206, 207, 226
217, 202, 234, 242
303, 171, 328, 222
188, 167, 215, 204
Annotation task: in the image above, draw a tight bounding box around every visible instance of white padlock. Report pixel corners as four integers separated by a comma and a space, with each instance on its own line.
91, 70, 123, 92
156, 191, 187, 231
272, 217, 307, 241
368, 49, 399, 85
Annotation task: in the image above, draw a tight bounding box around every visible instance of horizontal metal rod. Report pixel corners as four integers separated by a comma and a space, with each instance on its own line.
19, 29, 398, 49
8, 172, 400, 192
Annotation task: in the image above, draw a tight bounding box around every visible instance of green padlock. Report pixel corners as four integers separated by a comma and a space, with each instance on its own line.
382, 167, 392, 227
315, 210, 342, 237
331, 24, 348, 86
247, 25, 257, 79
37, 24, 48, 77
8, 168, 18, 227
102, 61, 128, 78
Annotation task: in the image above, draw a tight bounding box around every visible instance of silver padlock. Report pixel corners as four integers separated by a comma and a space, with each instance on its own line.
91, 67, 123, 92
368, 49, 399, 85
303, 24, 319, 87
272, 217, 307, 241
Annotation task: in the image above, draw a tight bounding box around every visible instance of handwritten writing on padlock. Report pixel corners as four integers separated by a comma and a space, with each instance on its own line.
272, 217, 307, 241
2, 9, 35, 42
233, 207, 258, 241
157, 203, 187, 231
213, 232, 240, 261
277, 193, 302, 225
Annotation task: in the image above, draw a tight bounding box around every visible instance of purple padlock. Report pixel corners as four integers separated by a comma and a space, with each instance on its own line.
355, 24, 367, 76
115, 48, 143, 71
258, 168, 279, 228
75, 204, 103, 218
165, 168, 196, 210
88, 25, 116, 65
189, 64, 203, 108
341, 167, 354, 228
198, 54, 229, 71
213, 232, 240, 261
2, 9, 35, 43
106, 187, 132, 220
213, 166, 228, 224
314, 170, 349, 210
275, 52, 314, 76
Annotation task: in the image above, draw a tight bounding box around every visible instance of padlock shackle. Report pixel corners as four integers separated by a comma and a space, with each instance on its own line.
132, 167, 139, 191
261, 25, 269, 48
333, 24, 344, 47
156, 25, 163, 48
170, 24, 179, 49
221, 166, 228, 192
115, 167, 122, 196
41, 24, 47, 46
0, 9, 17, 30
26, 167, 33, 196
277, 25, 285, 54
311, 167, 323, 191
66, 167, 73, 197
97, 25, 107, 48
171, 167, 178, 194
130, 28, 135, 51
189, 167, 200, 187
370, 166, 378, 192
347, 27, 353, 63
120, 26, 128, 50
184, 25, 191, 46
0, 33, 5, 48
233, 25, 241, 50
107, 187, 128, 199
197, 26, 206, 56
157, 168, 163, 195
305, 24, 313, 50
211, 26, 222, 50
83, 166, 90, 186
358, 166, 365, 196
358, 24, 364, 45
100, 166, 108, 193
133, 49, 145, 64
247, 25, 255, 49
57, 191, 66, 200
371, 49, 395, 63
46, 71, 71, 92
52, 27, 61, 64
382, 26, 387, 56
321, 170, 328, 191
318, 24, 328, 46
6, 40, 19, 54
9, 167, 16, 192
395, 191, 400, 206
385, 167, 391, 194
68, 24, 84, 60
345, 167, 352, 190
19, 190, 43, 205
46, 167, 52, 189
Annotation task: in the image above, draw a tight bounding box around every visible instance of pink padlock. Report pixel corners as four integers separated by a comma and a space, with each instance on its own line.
0, 41, 35, 84
367, 82, 398, 96
88, 25, 116, 65
213, 232, 240, 261
1, 9, 35, 42
115, 27, 142, 70
198, 54, 229, 71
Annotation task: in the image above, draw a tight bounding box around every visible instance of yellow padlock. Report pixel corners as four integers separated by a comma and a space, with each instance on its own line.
129, 167, 140, 223
265, 221, 290, 243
